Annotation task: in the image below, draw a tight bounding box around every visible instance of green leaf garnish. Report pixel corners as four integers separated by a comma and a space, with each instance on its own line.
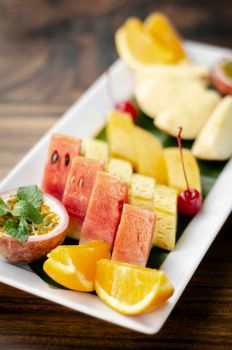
12, 200, 43, 224
0, 197, 10, 216
4, 218, 29, 243
17, 185, 43, 209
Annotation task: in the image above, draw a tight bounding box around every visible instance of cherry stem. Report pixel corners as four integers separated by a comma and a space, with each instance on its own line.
177, 127, 190, 192
106, 68, 115, 105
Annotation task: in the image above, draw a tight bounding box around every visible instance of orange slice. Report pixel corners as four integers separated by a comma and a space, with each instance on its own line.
95, 259, 174, 315
43, 241, 110, 291
115, 13, 187, 71
144, 12, 187, 62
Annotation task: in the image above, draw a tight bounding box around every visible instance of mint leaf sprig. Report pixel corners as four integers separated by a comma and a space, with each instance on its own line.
0, 185, 44, 243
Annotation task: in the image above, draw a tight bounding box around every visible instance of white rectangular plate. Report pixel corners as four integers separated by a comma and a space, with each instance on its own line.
0, 41, 232, 334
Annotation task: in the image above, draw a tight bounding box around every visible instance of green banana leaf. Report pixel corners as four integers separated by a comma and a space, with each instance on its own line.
30, 111, 227, 286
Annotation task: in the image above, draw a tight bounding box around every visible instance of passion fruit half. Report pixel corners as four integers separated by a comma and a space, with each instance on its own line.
0, 189, 69, 263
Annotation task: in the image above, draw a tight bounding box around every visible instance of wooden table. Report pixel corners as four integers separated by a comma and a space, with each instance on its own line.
0, 1, 231, 349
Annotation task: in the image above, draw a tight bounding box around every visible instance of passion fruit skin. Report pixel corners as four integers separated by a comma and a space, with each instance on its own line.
0, 190, 69, 263
212, 58, 232, 96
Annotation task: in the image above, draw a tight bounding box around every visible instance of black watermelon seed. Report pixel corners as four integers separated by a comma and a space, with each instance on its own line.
51, 151, 59, 164
65, 153, 70, 166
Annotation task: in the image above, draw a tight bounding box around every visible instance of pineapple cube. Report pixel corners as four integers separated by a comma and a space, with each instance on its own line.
82, 138, 109, 165
133, 126, 167, 184
164, 147, 201, 193
153, 185, 177, 251
106, 110, 137, 166
130, 173, 155, 211
107, 158, 133, 184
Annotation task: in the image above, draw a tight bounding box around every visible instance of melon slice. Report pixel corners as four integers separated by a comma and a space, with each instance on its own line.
129, 173, 155, 211
192, 96, 232, 160
153, 185, 177, 251
111, 204, 156, 266
62, 156, 104, 239
164, 148, 201, 194
82, 138, 109, 164
133, 126, 167, 184
80, 172, 128, 249
107, 158, 133, 184
42, 134, 81, 200
106, 110, 136, 166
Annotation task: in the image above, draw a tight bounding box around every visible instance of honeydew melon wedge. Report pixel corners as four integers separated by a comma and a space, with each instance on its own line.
192, 96, 232, 160
107, 158, 133, 184
153, 185, 178, 251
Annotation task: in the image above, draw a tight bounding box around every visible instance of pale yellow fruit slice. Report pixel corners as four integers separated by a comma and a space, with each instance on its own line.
95, 259, 174, 315
164, 148, 201, 193
130, 173, 155, 211
192, 96, 232, 160
153, 185, 178, 251
82, 138, 109, 165
133, 126, 167, 183
135, 78, 220, 139
107, 158, 133, 184
106, 110, 136, 167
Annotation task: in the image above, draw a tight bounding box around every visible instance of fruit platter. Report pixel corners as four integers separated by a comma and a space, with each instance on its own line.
0, 13, 232, 334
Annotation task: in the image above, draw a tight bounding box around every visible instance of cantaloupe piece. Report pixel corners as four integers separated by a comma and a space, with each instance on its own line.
80, 172, 128, 249
106, 110, 136, 166
164, 148, 201, 193
129, 173, 155, 211
111, 204, 156, 266
133, 126, 167, 184
153, 185, 177, 251
107, 158, 133, 184
82, 138, 109, 164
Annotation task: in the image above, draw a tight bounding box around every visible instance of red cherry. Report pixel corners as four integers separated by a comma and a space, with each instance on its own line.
177, 127, 202, 216
178, 189, 202, 216
115, 101, 138, 121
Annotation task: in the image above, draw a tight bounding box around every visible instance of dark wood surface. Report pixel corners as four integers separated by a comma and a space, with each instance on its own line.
0, 1, 231, 349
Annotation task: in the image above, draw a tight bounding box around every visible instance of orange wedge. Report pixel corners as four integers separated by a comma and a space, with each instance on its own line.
115, 13, 187, 71
95, 259, 174, 315
43, 241, 110, 291
144, 12, 187, 62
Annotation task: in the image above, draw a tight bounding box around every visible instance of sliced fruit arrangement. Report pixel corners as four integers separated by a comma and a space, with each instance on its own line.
95, 259, 174, 315
111, 204, 156, 266
43, 240, 110, 291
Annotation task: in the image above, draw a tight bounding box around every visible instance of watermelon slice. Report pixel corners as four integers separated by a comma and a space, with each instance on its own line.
62, 156, 104, 222
80, 172, 128, 248
42, 134, 81, 200
111, 204, 156, 266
